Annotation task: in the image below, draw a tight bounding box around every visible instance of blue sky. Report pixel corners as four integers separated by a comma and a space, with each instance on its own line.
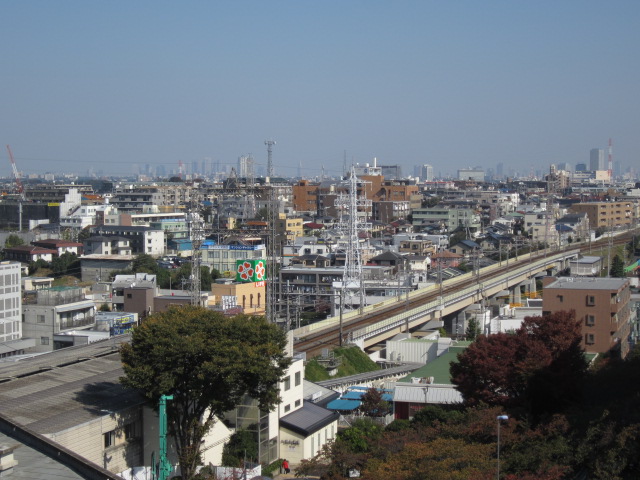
1, 1, 639, 178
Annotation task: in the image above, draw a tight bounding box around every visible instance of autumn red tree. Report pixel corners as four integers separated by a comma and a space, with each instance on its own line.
451, 310, 587, 416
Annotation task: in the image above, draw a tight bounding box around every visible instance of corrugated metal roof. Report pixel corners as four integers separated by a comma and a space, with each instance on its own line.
394, 384, 462, 404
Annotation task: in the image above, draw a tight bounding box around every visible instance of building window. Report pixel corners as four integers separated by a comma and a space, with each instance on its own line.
295, 371, 301, 386
124, 422, 138, 441
40, 336, 49, 345
586, 333, 595, 345
284, 404, 291, 413
295, 399, 301, 408
37, 314, 46, 323
104, 430, 116, 448
586, 315, 595, 326
587, 295, 596, 306
284, 376, 291, 391
557, 295, 563, 303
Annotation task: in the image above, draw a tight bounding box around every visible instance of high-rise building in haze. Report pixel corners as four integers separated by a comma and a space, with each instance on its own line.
496, 162, 504, 179
590, 148, 605, 171
238, 155, 255, 179
421, 164, 434, 182
575, 163, 587, 172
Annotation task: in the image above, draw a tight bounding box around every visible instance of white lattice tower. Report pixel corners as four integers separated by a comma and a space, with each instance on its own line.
266, 185, 279, 323
335, 166, 372, 309
188, 209, 205, 306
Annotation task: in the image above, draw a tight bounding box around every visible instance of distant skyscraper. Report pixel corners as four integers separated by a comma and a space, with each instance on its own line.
457, 167, 485, 182
421, 164, 434, 182
238, 155, 255, 179
590, 148, 605, 171
496, 162, 504, 178
575, 163, 587, 172
556, 162, 572, 173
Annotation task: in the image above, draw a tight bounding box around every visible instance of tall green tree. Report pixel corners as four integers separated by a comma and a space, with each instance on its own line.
609, 254, 625, 278
131, 253, 159, 274
4, 234, 24, 248
465, 316, 481, 341
120, 307, 291, 480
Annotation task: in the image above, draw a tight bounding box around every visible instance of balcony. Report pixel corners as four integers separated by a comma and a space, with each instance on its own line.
59, 315, 96, 331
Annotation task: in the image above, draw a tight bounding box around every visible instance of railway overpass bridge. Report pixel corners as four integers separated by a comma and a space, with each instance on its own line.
293, 249, 580, 354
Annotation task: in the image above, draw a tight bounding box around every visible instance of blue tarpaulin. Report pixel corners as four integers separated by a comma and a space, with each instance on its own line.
326, 399, 361, 411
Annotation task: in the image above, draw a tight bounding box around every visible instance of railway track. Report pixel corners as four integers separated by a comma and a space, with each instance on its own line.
293, 229, 638, 358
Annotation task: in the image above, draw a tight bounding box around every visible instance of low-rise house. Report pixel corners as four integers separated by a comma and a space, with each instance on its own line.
431, 251, 462, 269
2, 245, 56, 263
569, 256, 603, 277
84, 235, 132, 256
368, 251, 408, 274
32, 239, 84, 256
449, 239, 481, 257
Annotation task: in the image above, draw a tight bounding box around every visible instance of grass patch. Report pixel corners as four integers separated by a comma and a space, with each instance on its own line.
305, 346, 379, 382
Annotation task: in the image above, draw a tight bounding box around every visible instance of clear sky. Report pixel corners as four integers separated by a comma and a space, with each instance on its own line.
1, 1, 639, 178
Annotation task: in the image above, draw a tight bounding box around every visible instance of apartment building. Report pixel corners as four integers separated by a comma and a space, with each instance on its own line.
569, 201, 636, 230
22, 286, 97, 353
543, 277, 632, 358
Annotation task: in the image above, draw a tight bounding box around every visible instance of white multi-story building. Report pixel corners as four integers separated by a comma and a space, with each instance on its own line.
0, 261, 32, 358
421, 164, 434, 182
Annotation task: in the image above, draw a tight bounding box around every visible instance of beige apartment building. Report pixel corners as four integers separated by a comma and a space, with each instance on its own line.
569, 201, 637, 230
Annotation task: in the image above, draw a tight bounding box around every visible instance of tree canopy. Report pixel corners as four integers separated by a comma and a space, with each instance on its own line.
451, 310, 587, 417
120, 307, 291, 479
609, 254, 625, 278
4, 234, 24, 248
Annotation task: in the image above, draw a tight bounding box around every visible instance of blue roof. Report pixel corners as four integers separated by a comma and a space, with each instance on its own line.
326, 399, 361, 411
341, 391, 392, 401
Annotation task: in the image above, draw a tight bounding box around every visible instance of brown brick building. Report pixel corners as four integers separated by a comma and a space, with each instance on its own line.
543, 277, 632, 358
292, 176, 420, 218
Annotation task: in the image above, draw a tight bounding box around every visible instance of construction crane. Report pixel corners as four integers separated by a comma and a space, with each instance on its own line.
6, 145, 25, 231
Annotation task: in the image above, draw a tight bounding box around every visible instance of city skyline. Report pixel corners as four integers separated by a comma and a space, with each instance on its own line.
1, 1, 639, 178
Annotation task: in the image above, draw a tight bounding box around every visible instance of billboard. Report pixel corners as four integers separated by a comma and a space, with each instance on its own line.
236, 259, 266, 282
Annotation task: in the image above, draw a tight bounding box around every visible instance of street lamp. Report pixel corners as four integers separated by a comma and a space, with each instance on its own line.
496, 415, 509, 480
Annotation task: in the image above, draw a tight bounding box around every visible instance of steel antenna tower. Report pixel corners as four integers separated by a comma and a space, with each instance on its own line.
188, 206, 205, 306
266, 184, 279, 323
335, 166, 371, 312
264, 139, 276, 178
608, 138, 613, 181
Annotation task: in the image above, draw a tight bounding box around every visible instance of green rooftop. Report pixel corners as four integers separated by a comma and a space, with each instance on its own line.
398, 345, 468, 385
